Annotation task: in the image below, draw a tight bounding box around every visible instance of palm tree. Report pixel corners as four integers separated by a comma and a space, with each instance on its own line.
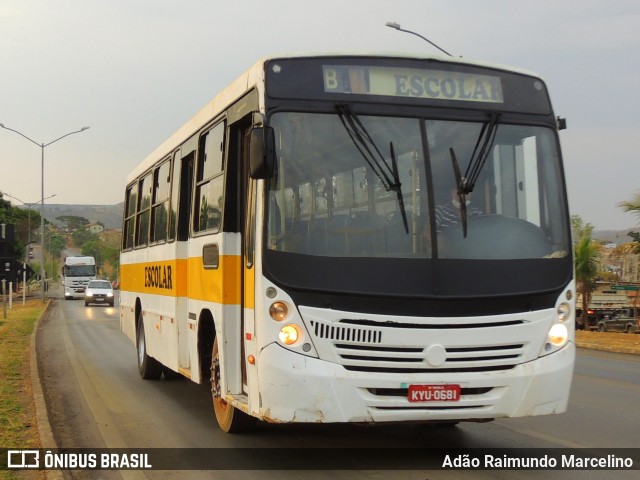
574, 235, 600, 329
618, 193, 640, 253
618, 192, 640, 220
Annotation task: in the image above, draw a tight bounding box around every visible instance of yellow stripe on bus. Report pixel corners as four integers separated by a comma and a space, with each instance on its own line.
120, 255, 253, 307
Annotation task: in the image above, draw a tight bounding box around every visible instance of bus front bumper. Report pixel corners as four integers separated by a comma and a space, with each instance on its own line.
256, 341, 575, 424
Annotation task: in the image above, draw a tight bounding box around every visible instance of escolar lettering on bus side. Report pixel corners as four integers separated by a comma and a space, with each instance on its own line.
144, 265, 173, 290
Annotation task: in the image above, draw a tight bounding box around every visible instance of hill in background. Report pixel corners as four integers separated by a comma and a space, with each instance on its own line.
591, 229, 637, 244
45, 203, 124, 230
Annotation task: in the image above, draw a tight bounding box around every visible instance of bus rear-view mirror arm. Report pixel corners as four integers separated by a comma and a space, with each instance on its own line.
249, 126, 276, 179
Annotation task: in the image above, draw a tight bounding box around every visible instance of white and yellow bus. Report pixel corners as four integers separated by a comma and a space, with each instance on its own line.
120, 53, 575, 432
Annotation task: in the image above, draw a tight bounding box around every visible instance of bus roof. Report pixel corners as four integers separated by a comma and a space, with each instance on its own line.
126, 52, 540, 184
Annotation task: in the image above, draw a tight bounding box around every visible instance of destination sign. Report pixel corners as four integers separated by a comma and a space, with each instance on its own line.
323, 65, 503, 104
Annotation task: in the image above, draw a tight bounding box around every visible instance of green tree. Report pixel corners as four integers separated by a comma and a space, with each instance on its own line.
618, 192, 640, 220
82, 239, 119, 281
618, 192, 640, 253
574, 235, 600, 328
57, 215, 90, 232
72, 227, 99, 248
49, 232, 67, 260
0, 193, 42, 259
571, 214, 594, 242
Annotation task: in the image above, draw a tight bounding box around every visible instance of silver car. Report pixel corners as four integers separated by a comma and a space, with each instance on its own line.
597, 308, 640, 333
84, 280, 115, 307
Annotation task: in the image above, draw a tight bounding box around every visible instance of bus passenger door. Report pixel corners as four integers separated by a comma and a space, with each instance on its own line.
240, 125, 257, 398
221, 118, 256, 400
175, 150, 194, 374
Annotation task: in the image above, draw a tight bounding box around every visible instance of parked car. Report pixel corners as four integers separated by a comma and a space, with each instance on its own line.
575, 308, 613, 330
596, 308, 640, 333
84, 279, 115, 307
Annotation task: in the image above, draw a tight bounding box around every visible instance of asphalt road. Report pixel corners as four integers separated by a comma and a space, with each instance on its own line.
36, 290, 640, 479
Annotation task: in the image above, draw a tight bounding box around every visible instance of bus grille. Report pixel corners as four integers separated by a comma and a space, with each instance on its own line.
308, 318, 526, 373
310, 320, 382, 344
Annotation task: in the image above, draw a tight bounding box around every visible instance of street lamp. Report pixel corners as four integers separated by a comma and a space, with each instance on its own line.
0, 123, 89, 301
385, 21, 453, 57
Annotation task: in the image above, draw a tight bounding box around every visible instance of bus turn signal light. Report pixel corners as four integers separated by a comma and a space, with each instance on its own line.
269, 302, 289, 321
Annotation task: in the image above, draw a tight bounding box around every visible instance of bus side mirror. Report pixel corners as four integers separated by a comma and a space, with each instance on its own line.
249, 126, 275, 179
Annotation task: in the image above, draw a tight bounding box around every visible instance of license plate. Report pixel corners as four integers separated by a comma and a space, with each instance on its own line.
96, 298, 104, 302
408, 384, 461, 402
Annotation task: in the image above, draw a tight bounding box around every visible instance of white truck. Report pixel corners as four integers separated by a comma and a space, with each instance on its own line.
62, 256, 96, 300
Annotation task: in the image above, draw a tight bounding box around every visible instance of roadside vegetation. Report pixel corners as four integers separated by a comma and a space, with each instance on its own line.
0, 193, 121, 285
576, 330, 640, 355
0, 300, 46, 480
571, 216, 600, 328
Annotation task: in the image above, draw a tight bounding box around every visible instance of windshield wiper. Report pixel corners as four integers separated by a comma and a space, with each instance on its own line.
446, 113, 500, 238
336, 105, 409, 233
449, 147, 468, 238
461, 112, 501, 194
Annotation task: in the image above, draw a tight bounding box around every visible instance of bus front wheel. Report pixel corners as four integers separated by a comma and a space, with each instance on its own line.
137, 317, 162, 380
210, 336, 256, 433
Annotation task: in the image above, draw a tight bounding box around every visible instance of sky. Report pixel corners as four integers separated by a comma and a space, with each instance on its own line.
1, 0, 639, 232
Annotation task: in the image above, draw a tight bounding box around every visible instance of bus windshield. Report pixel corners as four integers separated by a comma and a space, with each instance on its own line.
265, 111, 571, 297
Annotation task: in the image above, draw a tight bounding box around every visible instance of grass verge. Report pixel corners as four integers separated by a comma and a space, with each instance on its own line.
575, 329, 640, 355
0, 299, 46, 480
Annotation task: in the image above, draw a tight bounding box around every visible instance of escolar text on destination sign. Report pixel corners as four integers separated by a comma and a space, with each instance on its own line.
392, 74, 502, 102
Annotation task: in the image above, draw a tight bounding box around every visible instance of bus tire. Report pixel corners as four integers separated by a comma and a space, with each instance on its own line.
429, 421, 460, 428
162, 366, 181, 380
211, 336, 256, 433
137, 317, 162, 380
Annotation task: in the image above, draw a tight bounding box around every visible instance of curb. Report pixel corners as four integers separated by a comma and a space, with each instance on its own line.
30, 298, 64, 480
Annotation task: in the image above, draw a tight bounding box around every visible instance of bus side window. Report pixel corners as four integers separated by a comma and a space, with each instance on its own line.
122, 184, 138, 250
194, 122, 226, 233
177, 151, 194, 241
168, 150, 180, 242
135, 173, 153, 247
151, 159, 171, 244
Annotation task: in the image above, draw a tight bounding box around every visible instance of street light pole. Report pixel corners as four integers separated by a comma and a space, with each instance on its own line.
0, 123, 89, 302
385, 21, 453, 57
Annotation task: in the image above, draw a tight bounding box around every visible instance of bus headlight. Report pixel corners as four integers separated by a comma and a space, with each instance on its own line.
279, 325, 300, 345
548, 323, 568, 347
